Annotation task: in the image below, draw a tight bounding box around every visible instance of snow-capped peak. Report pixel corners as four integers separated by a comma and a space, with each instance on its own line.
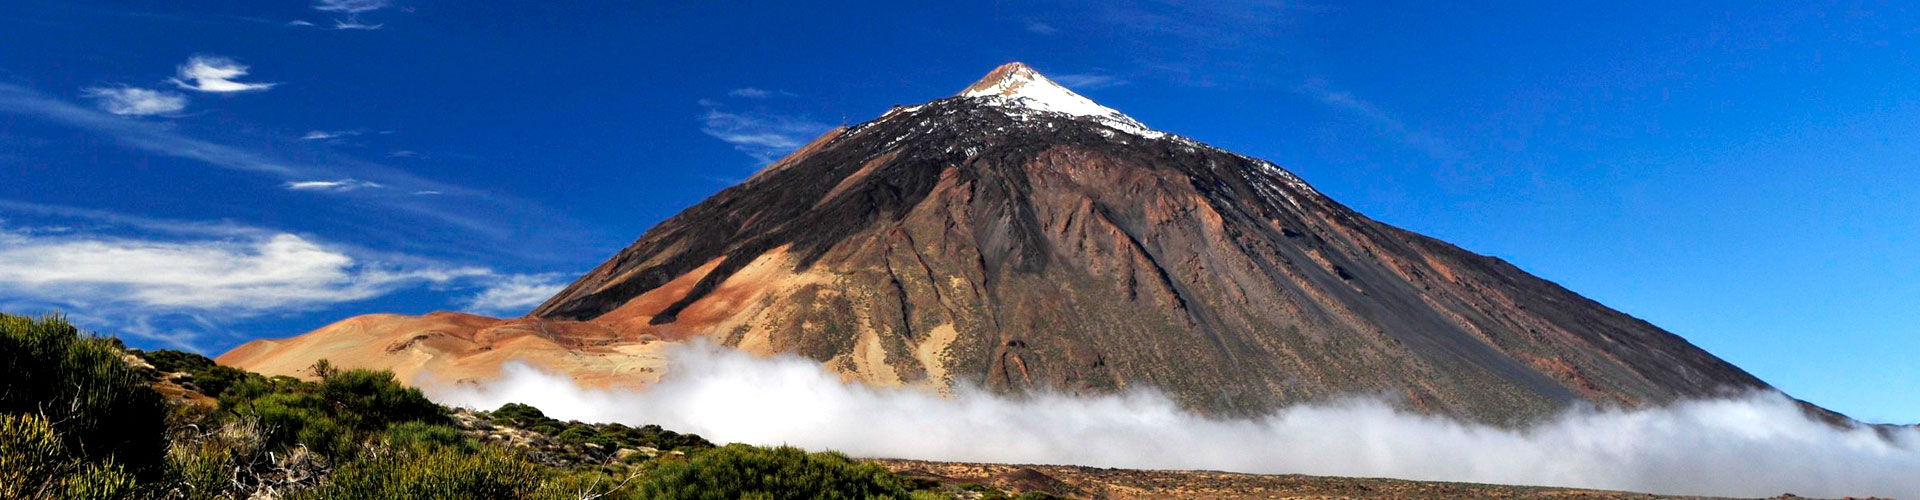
957, 62, 1164, 139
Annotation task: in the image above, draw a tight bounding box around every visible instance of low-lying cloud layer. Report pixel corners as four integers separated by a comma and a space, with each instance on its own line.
431, 342, 1920, 499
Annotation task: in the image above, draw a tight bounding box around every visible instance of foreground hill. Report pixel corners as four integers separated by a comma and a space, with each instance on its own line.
228, 63, 1771, 423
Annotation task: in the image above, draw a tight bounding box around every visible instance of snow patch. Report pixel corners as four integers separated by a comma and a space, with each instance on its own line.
959, 63, 1167, 139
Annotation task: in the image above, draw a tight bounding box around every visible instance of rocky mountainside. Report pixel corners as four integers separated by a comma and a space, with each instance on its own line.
226, 63, 1773, 423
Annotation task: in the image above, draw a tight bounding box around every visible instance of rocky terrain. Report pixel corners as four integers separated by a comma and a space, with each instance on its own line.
226, 63, 1784, 424
872, 459, 1875, 500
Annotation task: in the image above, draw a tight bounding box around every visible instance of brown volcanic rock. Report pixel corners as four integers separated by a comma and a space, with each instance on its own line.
227, 63, 1770, 422
216, 311, 670, 388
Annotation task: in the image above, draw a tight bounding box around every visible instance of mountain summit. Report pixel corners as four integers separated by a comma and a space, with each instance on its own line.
223, 63, 1776, 423
955, 62, 1162, 138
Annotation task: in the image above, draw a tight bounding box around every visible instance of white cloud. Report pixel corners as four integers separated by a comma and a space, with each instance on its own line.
170, 55, 277, 93
80, 86, 187, 116
0, 207, 584, 348
287, 20, 316, 27
312, 0, 390, 14
1050, 73, 1128, 91
284, 179, 384, 191
301, 130, 359, 140
728, 88, 795, 99
1025, 21, 1058, 35
461, 273, 569, 316
0, 228, 484, 313
432, 343, 1920, 500
698, 104, 834, 164
332, 19, 384, 30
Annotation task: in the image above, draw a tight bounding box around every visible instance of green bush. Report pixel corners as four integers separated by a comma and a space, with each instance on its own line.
384, 422, 477, 453
222, 366, 447, 459
136, 349, 217, 374
319, 368, 448, 431
293, 444, 547, 500
636, 444, 915, 500
186, 364, 250, 398
244, 391, 354, 458
0, 413, 139, 500
486, 403, 714, 452
163, 436, 234, 500
0, 313, 168, 479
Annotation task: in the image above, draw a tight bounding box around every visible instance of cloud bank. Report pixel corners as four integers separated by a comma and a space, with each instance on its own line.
431, 342, 1920, 500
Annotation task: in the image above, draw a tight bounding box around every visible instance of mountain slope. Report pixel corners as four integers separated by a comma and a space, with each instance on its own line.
227, 63, 1770, 423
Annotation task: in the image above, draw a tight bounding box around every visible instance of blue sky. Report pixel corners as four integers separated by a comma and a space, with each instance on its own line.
1, 1, 1914, 422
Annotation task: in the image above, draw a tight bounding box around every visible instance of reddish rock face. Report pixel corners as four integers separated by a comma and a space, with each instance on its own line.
228, 63, 1774, 423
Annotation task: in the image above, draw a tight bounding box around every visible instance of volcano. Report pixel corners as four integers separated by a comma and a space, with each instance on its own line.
222, 63, 1775, 423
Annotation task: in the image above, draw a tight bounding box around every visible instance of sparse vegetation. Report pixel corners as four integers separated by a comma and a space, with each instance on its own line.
634, 444, 920, 500
0, 311, 996, 500
481, 402, 713, 454
1, 313, 168, 480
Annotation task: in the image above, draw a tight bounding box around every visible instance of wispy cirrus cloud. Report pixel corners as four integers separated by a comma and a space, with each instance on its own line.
727, 88, 795, 99
0, 203, 574, 350
1080, 1, 1324, 87
170, 55, 277, 93
284, 179, 385, 191
312, 0, 391, 14
81, 86, 187, 116
1295, 77, 1460, 162
461, 273, 570, 317
1050, 72, 1129, 91
332, 19, 384, 30
1025, 20, 1058, 35
2, 83, 296, 175
698, 101, 834, 164
0, 82, 582, 247
301, 129, 360, 140
309, 0, 394, 31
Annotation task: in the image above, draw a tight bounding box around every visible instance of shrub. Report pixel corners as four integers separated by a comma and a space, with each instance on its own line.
293, 444, 547, 500
241, 391, 354, 458
223, 367, 446, 459
487, 403, 714, 452
162, 434, 235, 500
0, 313, 168, 479
137, 349, 217, 374
635, 444, 915, 500
384, 422, 476, 453
319, 368, 448, 431
0, 413, 139, 500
